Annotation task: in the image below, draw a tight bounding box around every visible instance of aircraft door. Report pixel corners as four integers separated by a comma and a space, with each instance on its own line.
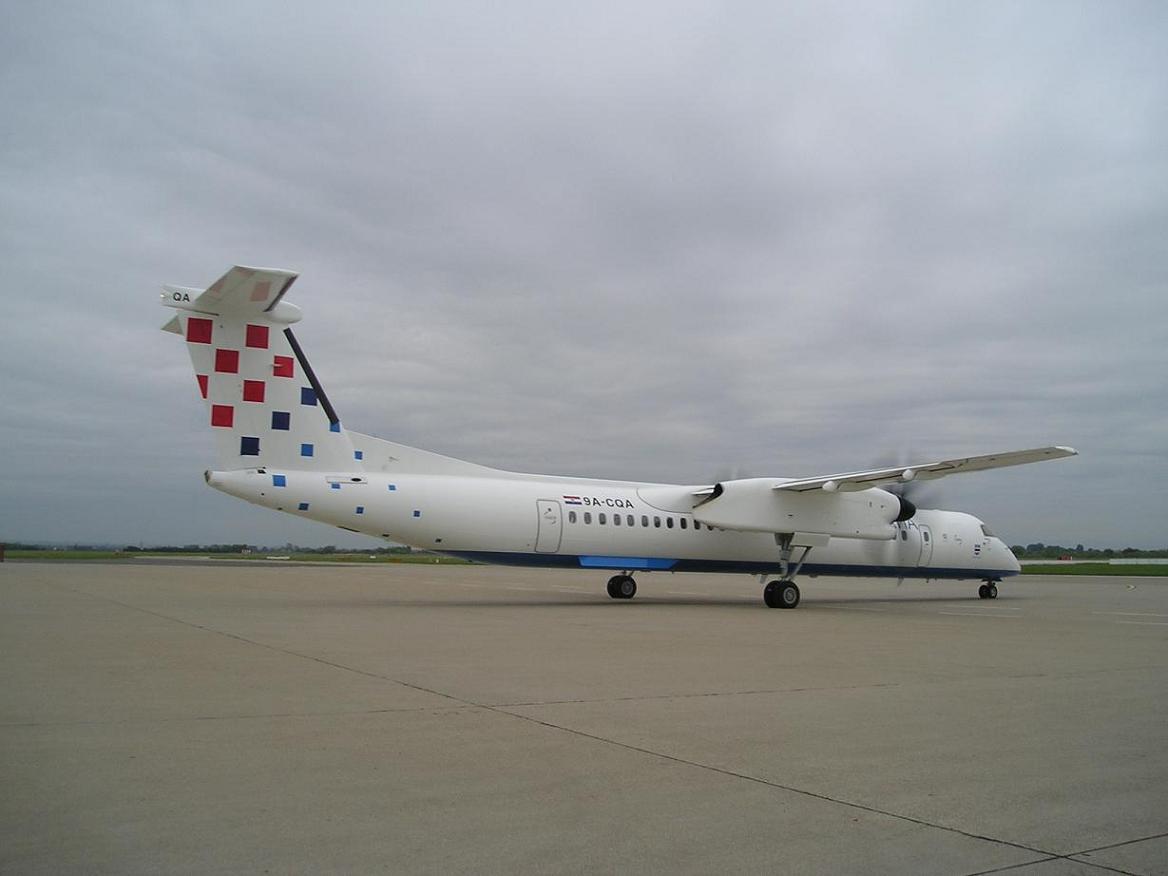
535, 500, 563, 553
918, 524, 934, 567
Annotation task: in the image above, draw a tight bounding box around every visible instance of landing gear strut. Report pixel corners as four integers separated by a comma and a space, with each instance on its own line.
761, 534, 816, 608
607, 574, 637, 600
978, 581, 999, 600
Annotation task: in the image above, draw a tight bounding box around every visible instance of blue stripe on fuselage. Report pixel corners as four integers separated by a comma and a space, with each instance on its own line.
439, 550, 1017, 580
579, 556, 677, 570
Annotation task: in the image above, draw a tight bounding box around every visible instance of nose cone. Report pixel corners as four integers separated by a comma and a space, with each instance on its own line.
1003, 540, 1021, 573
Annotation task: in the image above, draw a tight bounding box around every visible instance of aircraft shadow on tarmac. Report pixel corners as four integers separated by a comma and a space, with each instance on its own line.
284, 592, 1028, 610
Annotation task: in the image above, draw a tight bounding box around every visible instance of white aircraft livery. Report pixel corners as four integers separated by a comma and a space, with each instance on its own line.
163, 266, 1077, 608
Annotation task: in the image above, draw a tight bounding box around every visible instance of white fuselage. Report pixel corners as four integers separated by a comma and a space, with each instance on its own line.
207, 468, 1021, 581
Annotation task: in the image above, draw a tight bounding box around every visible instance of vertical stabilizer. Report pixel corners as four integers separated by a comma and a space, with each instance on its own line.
162, 266, 358, 472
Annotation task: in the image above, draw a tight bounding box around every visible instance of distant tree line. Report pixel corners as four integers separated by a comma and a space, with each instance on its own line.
1009, 544, 1167, 559
5, 542, 417, 554
6, 541, 1163, 559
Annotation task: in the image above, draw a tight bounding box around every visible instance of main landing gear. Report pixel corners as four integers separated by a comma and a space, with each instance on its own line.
763, 579, 801, 609
978, 581, 999, 600
607, 574, 637, 600
761, 533, 815, 609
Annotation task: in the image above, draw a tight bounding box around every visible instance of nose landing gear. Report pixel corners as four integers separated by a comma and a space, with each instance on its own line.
978, 581, 999, 599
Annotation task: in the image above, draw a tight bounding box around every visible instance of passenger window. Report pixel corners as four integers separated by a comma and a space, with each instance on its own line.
900, 529, 907, 541
584, 512, 592, 524
642, 515, 649, 527
680, 518, 687, 530
599, 513, 607, 525
627, 514, 634, 526
666, 517, 674, 529
568, 511, 577, 523
654, 516, 661, 528
923, 531, 930, 542
694, 521, 701, 530
613, 513, 621, 526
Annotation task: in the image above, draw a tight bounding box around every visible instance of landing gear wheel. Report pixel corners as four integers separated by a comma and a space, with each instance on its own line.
978, 583, 990, 599
607, 575, 636, 600
764, 581, 780, 608
988, 582, 998, 599
763, 580, 800, 609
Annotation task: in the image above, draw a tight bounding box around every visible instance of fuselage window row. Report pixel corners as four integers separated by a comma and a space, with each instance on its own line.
565, 509, 713, 531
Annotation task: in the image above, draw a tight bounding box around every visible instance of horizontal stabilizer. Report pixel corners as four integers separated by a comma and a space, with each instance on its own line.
161, 266, 301, 324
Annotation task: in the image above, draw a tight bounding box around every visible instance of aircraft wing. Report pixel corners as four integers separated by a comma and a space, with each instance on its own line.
772, 446, 1078, 493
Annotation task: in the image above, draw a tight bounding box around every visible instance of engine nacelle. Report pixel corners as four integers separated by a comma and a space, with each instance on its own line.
693, 479, 908, 539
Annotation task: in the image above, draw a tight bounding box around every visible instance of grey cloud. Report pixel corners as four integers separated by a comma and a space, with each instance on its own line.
1, 1, 1165, 548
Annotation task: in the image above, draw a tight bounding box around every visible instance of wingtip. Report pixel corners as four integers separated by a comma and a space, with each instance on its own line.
1054, 445, 1078, 457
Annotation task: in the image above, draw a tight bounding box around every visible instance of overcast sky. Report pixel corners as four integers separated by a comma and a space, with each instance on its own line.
2, 1, 1165, 549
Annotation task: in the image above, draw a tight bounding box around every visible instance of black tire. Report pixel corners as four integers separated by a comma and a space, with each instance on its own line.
608, 575, 636, 599
988, 583, 998, 599
978, 583, 990, 599
778, 581, 800, 609
763, 580, 781, 608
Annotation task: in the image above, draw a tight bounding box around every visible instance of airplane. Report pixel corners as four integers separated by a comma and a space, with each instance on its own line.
162, 265, 1077, 609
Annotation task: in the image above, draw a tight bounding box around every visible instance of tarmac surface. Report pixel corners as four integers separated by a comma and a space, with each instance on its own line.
2, 561, 1166, 875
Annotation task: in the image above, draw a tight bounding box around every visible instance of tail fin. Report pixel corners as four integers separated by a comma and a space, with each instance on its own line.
162, 265, 358, 472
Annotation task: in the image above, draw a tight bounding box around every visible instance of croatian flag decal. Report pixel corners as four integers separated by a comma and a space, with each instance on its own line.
563, 496, 582, 505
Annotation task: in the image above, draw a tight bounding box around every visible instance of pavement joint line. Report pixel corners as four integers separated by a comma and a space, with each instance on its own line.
963, 856, 1138, 876
899, 829, 1168, 876
1114, 620, 1168, 626
0, 704, 476, 729
493, 681, 902, 708
484, 703, 1064, 863
46, 578, 1164, 870
54, 583, 476, 709
1068, 830, 1168, 856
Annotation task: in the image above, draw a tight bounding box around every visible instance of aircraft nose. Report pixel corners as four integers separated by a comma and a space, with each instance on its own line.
1004, 541, 1021, 572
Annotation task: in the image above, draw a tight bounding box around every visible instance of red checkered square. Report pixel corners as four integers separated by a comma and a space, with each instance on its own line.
242, 380, 265, 403
245, 324, 269, 349
273, 355, 294, 378
196, 374, 208, 399
211, 404, 234, 427
187, 317, 213, 344
214, 349, 239, 373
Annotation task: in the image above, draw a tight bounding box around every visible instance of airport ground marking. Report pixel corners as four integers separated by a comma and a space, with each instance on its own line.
1092, 611, 1168, 618
938, 611, 1023, 618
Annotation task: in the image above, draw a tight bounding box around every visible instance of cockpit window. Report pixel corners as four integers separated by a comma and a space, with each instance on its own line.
980, 524, 995, 537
